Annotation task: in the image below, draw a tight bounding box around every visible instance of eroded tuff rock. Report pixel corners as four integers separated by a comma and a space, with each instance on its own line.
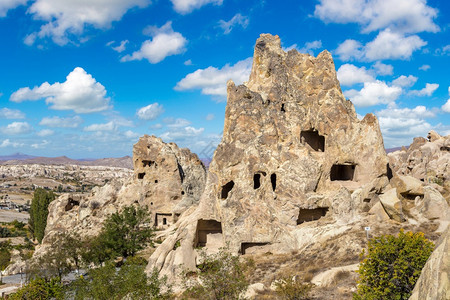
409, 227, 450, 300
389, 130, 450, 199
147, 34, 392, 280
14, 136, 206, 275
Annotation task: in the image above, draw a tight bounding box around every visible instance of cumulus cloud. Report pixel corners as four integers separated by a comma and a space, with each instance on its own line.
0, 108, 25, 119
1, 121, 32, 135
121, 21, 187, 64
39, 115, 83, 128
171, 0, 223, 14
344, 80, 402, 107
160, 126, 204, 140
175, 57, 252, 98
442, 87, 450, 113
0, 139, 23, 148
218, 13, 249, 34
10, 67, 111, 113
184, 59, 193, 66
419, 64, 431, 71
409, 83, 439, 96
31, 140, 49, 149
0, 0, 27, 17
84, 121, 116, 132
164, 117, 191, 128
435, 45, 450, 56
37, 129, 55, 137
136, 103, 164, 120
377, 106, 434, 147
314, 0, 439, 34
391, 75, 418, 88
26, 0, 150, 45
337, 64, 374, 86
298, 40, 323, 55
372, 61, 393, 75
336, 30, 426, 61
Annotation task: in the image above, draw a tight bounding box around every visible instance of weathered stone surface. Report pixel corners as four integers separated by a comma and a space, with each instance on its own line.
392, 175, 424, 198
379, 188, 405, 222
389, 131, 450, 199
24, 136, 206, 272
147, 34, 389, 281
368, 201, 391, 222
409, 227, 450, 300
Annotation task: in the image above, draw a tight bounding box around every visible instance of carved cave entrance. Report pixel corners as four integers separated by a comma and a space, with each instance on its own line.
330, 164, 356, 181
221, 181, 235, 199
194, 219, 223, 248
297, 207, 329, 224
301, 130, 325, 152
155, 213, 172, 227
240, 242, 269, 255
138, 173, 145, 180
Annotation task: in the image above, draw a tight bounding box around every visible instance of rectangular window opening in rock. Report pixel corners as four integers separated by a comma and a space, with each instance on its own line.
300, 130, 325, 152
297, 207, 329, 225
253, 174, 261, 189
194, 219, 223, 248
387, 163, 393, 180
138, 173, 145, 179
240, 242, 270, 255
221, 181, 235, 199
155, 212, 172, 227
330, 164, 356, 181
271, 173, 276, 191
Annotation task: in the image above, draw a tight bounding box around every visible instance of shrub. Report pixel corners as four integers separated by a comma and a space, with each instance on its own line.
354, 230, 434, 300
0, 241, 12, 271
182, 247, 250, 300
9, 276, 63, 300
274, 275, 312, 300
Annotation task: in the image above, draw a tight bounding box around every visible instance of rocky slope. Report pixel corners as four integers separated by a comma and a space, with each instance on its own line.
0, 155, 133, 169
146, 35, 449, 289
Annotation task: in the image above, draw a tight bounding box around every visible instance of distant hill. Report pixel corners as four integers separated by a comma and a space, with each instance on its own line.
0, 153, 133, 169
0, 152, 37, 161
385, 146, 406, 154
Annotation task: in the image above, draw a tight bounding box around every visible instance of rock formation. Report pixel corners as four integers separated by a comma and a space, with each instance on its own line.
147, 34, 393, 280
388, 130, 450, 199
6, 136, 206, 275
409, 227, 449, 300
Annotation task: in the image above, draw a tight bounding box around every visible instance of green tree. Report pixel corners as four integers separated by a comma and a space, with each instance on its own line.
0, 241, 12, 271
354, 230, 434, 300
83, 205, 154, 265
183, 247, 250, 300
69, 260, 171, 300
9, 276, 63, 300
29, 188, 56, 243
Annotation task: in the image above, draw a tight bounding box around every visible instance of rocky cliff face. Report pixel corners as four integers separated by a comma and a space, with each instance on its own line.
388, 130, 450, 200
14, 136, 206, 275
147, 34, 395, 280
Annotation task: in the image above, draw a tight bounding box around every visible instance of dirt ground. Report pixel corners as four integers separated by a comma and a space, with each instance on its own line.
0, 210, 29, 223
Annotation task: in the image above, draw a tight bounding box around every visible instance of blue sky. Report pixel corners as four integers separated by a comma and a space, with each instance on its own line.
0, 0, 449, 159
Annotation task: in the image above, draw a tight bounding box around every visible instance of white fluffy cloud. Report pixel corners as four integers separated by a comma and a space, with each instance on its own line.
39, 116, 83, 128
25, 0, 150, 45
1, 121, 32, 135
337, 64, 374, 86
299, 40, 323, 55
0, 108, 25, 119
409, 83, 439, 96
419, 64, 431, 71
0, 0, 27, 17
164, 117, 191, 128
372, 61, 393, 75
0, 139, 23, 148
219, 13, 249, 34
377, 106, 434, 147
136, 103, 164, 120
336, 30, 426, 61
108, 40, 129, 53
10, 67, 111, 113
160, 126, 204, 140
84, 121, 117, 132
344, 80, 402, 107
31, 140, 49, 149
391, 75, 418, 88
37, 129, 55, 137
175, 57, 252, 98
441, 87, 450, 113
122, 22, 187, 64
171, 0, 223, 14
314, 0, 439, 34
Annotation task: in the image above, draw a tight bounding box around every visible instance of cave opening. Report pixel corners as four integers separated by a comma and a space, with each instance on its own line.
330, 164, 356, 181
300, 130, 325, 152
297, 207, 329, 224
138, 173, 145, 180
221, 181, 235, 199
271, 173, 277, 191
253, 174, 261, 189
195, 219, 223, 248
